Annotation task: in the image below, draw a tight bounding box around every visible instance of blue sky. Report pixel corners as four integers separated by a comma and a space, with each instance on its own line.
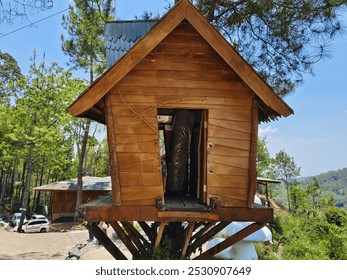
0, 0, 346, 177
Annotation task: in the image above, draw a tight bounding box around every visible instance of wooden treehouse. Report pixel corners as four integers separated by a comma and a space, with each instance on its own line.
68, 0, 293, 259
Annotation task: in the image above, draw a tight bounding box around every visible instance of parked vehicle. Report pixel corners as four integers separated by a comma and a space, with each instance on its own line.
31, 214, 48, 221
14, 219, 50, 233
11, 213, 27, 227
0, 214, 10, 223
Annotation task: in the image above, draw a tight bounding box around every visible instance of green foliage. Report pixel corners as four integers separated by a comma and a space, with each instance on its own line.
272, 150, 301, 186
300, 168, 347, 210
256, 136, 272, 177
91, 139, 109, 176
290, 184, 311, 214
0, 51, 24, 104
271, 150, 301, 210
0, 52, 97, 213
325, 207, 347, 227
254, 242, 280, 260
61, 0, 115, 79
196, 0, 347, 95
270, 207, 347, 260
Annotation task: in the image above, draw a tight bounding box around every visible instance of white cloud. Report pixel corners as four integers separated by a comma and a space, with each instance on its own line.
258, 126, 278, 137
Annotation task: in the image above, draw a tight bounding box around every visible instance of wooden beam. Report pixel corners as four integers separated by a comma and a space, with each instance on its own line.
191, 222, 216, 243
191, 221, 230, 250
86, 205, 158, 221
157, 210, 219, 222
121, 222, 149, 255
85, 205, 273, 223
138, 221, 157, 244
153, 222, 167, 254
104, 93, 122, 206
194, 222, 264, 260
203, 110, 208, 203
87, 223, 127, 260
109, 221, 139, 258
219, 206, 273, 223
248, 98, 259, 207
181, 222, 195, 257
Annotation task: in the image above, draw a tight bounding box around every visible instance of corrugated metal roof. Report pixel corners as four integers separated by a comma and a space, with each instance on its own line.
257, 177, 282, 184
82, 192, 113, 207
33, 176, 111, 191
105, 20, 158, 67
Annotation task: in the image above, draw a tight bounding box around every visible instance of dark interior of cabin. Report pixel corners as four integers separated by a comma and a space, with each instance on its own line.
158, 108, 207, 208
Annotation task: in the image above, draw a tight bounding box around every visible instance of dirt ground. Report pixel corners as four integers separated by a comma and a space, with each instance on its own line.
0, 222, 119, 260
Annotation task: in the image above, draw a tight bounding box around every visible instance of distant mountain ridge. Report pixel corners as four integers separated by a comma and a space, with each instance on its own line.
300, 167, 347, 209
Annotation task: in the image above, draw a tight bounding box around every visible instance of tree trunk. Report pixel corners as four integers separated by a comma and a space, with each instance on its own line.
74, 118, 91, 221
34, 164, 44, 213
286, 183, 291, 211
18, 114, 36, 233
17, 140, 34, 232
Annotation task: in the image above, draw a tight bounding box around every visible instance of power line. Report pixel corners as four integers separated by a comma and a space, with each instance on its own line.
0, 6, 71, 38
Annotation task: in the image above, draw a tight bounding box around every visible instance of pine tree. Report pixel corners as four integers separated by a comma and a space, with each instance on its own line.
271, 150, 301, 211
195, 0, 347, 95
61, 0, 115, 221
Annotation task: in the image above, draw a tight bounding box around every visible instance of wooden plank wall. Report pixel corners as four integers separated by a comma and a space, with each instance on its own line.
52, 191, 76, 214
52, 191, 109, 214
109, 20, 254, 207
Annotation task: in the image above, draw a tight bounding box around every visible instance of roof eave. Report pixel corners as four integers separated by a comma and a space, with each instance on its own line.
68, 0, 293, 119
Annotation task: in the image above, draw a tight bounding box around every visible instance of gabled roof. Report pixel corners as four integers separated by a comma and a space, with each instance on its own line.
68, 0, 293, 119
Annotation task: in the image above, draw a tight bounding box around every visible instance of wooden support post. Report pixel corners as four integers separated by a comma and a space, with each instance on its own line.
196, 112, 204, 199
121, 222, 149, 255
191, 222, 216, 242
248, 98, 259, 207
265, 183, 270, 207
191, 221, 230, 250
138, 221, 156, 244
87, 223, 127, 260
123, 222, 149, 245
202, 110, 208, 203
104, 93, 122, 206
194, 223, 264, 260
181, 222, 195, 257
153, 222, 167, 254
109, 221, 139, 258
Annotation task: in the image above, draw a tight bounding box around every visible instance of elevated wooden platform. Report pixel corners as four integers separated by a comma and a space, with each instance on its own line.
81, 190, 273, 260
163, 196, 208, 212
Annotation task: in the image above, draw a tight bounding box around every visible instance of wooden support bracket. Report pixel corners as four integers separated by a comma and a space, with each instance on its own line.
87, 223, 127, 260
109, 221, 138, 258
138, 221, 157, 244
191, 221, 230, 250
153, 222, 168, 254
121, 222, 149, 255
181, 222, 196, 257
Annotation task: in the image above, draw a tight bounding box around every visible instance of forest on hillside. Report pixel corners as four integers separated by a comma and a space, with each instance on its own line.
300, 168, 347, 209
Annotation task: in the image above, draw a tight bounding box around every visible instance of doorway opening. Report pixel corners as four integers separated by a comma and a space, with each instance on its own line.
158, 108, 207, 208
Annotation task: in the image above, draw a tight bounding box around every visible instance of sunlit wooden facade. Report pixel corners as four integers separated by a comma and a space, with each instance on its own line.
68, 0, 292, 259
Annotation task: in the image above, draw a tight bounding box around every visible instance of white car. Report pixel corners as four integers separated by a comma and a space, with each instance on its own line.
15, 219, 50, 233
31, 214, 48, 221
11, 213, 27, 227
